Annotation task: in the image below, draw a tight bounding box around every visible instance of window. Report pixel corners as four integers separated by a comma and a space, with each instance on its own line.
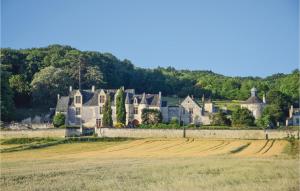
189, 108, 193, 114
134, 98, 138, 104
75, 107, 81, 115
99, 106, 103, 114
96, 119, 101, 128
75, 96, 81, 104
99, 95, 105, 103
182, 109, 185, 114
134, 107, 138, 115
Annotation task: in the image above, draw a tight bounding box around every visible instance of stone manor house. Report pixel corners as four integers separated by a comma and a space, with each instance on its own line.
56, 86, 216, 128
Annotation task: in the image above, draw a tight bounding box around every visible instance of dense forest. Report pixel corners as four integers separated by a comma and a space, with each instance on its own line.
1, 45, 299, 122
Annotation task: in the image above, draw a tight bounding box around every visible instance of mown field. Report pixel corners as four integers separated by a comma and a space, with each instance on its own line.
1, 137, 299, 191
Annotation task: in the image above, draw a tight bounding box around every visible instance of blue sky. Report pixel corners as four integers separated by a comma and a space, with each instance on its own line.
1, 0, 299, 77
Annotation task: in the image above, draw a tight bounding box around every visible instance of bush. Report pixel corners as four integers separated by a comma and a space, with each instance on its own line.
141, 109, 162, 124
170, 117, 179, 124
53, 113, 65, 128
114, 122, 125, 128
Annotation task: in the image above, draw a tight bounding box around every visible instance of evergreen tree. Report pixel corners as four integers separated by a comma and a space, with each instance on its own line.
1, 70, 15, 121
102, 94, 113, 127
116, 88, 126, 124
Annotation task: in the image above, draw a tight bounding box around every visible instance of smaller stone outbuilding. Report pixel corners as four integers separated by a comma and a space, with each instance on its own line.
240, 87, 266, 119
286, 105, 300, 126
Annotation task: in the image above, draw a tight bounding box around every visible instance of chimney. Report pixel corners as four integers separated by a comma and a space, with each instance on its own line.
57, 94, 60, 100
289, 105, 294, 118
263, 94, 266, 104
158, 91, 162, 106
69, 86, 73, 92
191, 95, 194, 99
202, 94, 205, 103
92, 85, 95, 92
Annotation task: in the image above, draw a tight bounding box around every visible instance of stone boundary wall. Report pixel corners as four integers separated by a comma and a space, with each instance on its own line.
0, 129, 66, 138
97, 128, 299, 139
0, 128, 298, 139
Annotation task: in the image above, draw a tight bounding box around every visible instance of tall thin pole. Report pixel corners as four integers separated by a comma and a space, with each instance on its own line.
79, 58, 81, 90
79, 57, 82, 134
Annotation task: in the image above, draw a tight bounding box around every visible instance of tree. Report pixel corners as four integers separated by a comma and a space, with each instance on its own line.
102, 94, 113, 127
232, 108, 255, 127
257, 105, 283, 128
266, 90, 291, 121
9, 74, 31, 106
141, 109, 162, 124
116, 88, 126, 124
211, 111, 231, 126
1, 70, 15, 121
53, 113, 65, 127
31, 66, 71, 106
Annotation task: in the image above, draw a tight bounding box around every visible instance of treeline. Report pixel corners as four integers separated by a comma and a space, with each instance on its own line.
1, 44, 299, 121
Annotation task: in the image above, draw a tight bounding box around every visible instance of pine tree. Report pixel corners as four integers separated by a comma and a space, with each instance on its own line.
116, 88, 126, 124
102, 93, 113, 127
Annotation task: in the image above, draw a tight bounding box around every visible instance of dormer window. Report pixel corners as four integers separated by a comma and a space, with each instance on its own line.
99, 95, 105, 103
75, 96, 81, 104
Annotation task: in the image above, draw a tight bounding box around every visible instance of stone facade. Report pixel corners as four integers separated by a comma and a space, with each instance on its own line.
286, 105, 300, 126
240, 87, 266, 119
56, 86, 216, 128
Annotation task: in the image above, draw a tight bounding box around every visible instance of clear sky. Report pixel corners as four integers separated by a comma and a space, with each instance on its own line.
1, 0, 299, 77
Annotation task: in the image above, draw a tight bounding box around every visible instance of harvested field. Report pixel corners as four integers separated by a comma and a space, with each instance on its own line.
1, 138, 299, 191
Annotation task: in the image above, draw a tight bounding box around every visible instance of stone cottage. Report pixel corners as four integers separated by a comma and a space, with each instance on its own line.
286, 105, 300, 126
240, 87, 266, 119
56, 86, 216, 127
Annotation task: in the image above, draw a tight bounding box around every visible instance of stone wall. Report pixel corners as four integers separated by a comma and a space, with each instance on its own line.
1, 128, 298, 140
97, 128, 299, 139
0, 129, 66, 138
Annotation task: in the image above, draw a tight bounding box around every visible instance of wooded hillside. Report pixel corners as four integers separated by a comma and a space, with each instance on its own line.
1, 45, 299, 121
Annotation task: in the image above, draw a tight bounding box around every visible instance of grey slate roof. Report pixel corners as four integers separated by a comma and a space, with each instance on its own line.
56, 96, 69, 112
57, 88, 163, 108
243, 96, 263, 104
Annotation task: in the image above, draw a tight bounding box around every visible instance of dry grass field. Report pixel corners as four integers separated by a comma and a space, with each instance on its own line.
1, 138, 299, 191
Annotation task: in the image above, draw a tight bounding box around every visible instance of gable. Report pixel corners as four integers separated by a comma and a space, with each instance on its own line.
180, 96, 201, 110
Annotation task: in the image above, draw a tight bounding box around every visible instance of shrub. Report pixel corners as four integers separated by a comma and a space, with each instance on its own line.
170, 117, 179, 124
211, 111, 231, 126
114, 122, 125, 128
53, 113, 65, 128
141, 109, 162, 124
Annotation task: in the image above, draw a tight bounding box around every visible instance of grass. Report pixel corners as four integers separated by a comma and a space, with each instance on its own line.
1, 138, 299, 191
0, 137, 135, 153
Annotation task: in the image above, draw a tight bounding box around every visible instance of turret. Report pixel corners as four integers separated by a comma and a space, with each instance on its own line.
140, 93, 147, 105
125, 93, 130, 104
251, 87, 257, 97
125, 93, 131, 124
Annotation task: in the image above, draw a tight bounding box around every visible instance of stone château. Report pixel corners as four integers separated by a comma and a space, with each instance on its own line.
56, 86, 216, 128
